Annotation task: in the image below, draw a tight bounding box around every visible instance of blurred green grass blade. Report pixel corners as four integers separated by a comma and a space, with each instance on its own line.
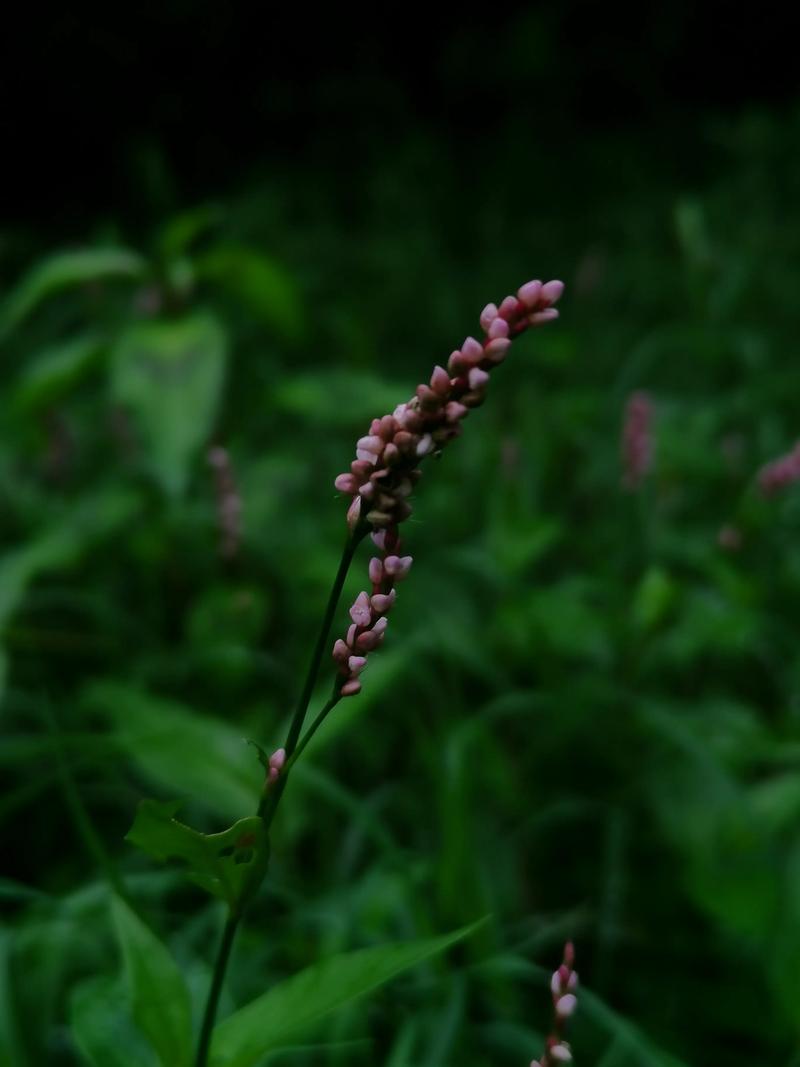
111, 896, 193, 1067
126, 800, 268, 909
12, 334, 105, 412
110, 311, 227, 495
0, 247, 146, 339
194, 243, 302, 341
83, 681, 260, 817
210, 919, 486, 1067
70, 976, 158, 1067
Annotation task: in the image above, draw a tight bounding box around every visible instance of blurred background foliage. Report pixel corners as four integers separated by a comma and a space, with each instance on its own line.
2, 5, 800, 1065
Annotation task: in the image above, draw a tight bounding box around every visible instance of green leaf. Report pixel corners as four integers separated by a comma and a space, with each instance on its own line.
0, 247, 145, 338
111, 896, 193, 1067
82, 681, 260, 818
110, 312, 227, 494
70, 976, 157, 1067
210, 919, 485, 1067
127, 800, 268, 909
13, 334, 105, 412
195, 244, 302, 341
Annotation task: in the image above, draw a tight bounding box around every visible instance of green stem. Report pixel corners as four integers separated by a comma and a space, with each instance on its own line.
194, 524, 366, 1067
194, 915, 238, 1067
283, 691, 341, 775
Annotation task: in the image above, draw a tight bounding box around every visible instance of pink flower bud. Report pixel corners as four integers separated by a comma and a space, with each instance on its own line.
347, 655, 368, 675
371, 529, 387, 550
517, 279, 543, 307
416, 434, 434, 456
384, 554, 413, 578
370, 590, 396, 614
269, 747, 286, 771
485, 337, 511, 361
541, 279, 565, 306
368, 557, 384, 584
549, 1044, 572, 1063
479, 302, 499, 331
346, 623, 357, 647
445, 401, 468, 423
448, 349, 470, 374
349, 591, 372, 627
461, 336, 484, 364
371, 616, 389, 636
346, 495, 362, 531
358, 481, 375, 499
468, 367, 490, 390
378, 415, 397, 439
497, 295, 519, 319
430, 365, 451, 396
528, 308, 559, 326
488, 316, 509, 339
350, 459, 373, 478
355, 629, 381, 652
382, 442, 400, 464
555, 994, 577, 1018
341, 678, 362, 697
357, 435, 383, 454
333, 639, 350, 664
334, 473, 358, 493
356, 447, 379, 464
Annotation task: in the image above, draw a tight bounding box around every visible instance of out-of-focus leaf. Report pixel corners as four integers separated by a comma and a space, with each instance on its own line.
111, 896, 192, 1067
126, 800, 268, 908
12, 335, 105, 412
110, 312, 227, 494
274, 371, 406, 427
159, 204, 223, 258
70, 976, 157, 1067
82, 681, 260, 818
632, 566, 676, 630
195, 243, 302, 340
0, 248, 145, 338
210, 920, 485, 1067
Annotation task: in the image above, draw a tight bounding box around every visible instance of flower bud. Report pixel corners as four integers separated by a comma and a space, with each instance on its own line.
341, 679, 362, 697
349, 591, 372, 628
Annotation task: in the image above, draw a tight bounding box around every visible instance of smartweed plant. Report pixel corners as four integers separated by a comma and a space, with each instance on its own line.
119, 277, 568, 1067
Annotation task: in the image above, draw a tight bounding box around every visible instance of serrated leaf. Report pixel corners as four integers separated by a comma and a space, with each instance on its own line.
0, 248, 145, 338
127, 800, 268, 909
110, 312, 227, 494
111, 896, 192, 1067
70, 976, 157, 1067
82, 681, 259, 818
210, 919, 485, 1067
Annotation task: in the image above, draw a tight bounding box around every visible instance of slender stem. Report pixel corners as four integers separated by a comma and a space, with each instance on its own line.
284, 691, 341, 774
194, 915, 238, 1067
194, 525, 365, 1067
258, 525, 365, 821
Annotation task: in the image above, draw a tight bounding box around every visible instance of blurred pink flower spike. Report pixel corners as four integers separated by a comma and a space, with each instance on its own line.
758, 441, 800, 496
621, 390, 654, 490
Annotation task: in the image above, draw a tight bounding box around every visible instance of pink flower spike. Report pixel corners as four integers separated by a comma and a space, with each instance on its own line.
334, 473, 358, 493
468, 366, 490, 390
349, 591, 372, 627
479, 302, 499, 331
488, 316, 509, 339
347, 655, 368, 675
461, 336, 484, 364
541, 279, 565, 306
430, 365, 451, 396
368, 557, 384, 584
517, 279, 543, 307
341, 679, 362, 697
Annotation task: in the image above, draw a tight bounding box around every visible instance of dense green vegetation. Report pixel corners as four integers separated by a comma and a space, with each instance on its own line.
3, 102, 800, 1065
